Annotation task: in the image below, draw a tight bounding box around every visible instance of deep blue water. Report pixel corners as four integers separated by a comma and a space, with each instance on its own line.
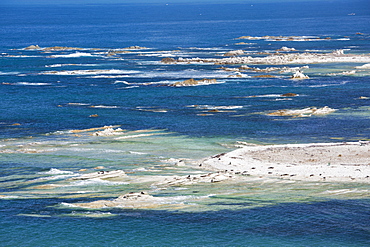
1, 198, 370, 246
1, 1, 370, 246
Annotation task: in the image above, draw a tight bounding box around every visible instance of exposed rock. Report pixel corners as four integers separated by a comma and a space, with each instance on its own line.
171, 78, 218, 87
224, 50, 244, 56
24, 45, 41, 50
176, 51, 370, 65
201, 141, 370, 183
154, 171, 234, 186
42, 46, 84, 51
267, 106, 336, 117
161, 57, 177, 64
281, 93, 298, 97
123, 46, 148, 50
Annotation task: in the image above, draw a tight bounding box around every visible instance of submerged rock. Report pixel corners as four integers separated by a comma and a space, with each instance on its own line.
71, 192, 155, 209
69, 170, 127, 180
69, 192, 186, 209
253, 75, 276, 78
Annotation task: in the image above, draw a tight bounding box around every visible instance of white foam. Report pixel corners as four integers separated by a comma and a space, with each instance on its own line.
243, 94, 286, 98
39, 168, 74, 175
34, 174, 77, 181
41, 69, 140, 76
45, 63, 98, 68
0, 72, 19, 75
356, 63, 370, 69
49, 52, 96, 58
129, 151, 147, 155
89, 105, 120, 109
67, 102, 90, 106
114, 80, 129, 84
13, 82, 52, 86
187, 105, 243, 110
4, 55, 40, 58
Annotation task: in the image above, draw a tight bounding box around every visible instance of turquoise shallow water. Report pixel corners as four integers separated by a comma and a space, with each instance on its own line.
1, 1, 370, 246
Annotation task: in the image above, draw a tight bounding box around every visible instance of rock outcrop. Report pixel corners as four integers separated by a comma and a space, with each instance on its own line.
154, 171, 235, 187
171, 78, 218, 87
161, 57, 177, 64
24, 45, 41, 50
224, 50, 244, 56
267, 106, 336, 117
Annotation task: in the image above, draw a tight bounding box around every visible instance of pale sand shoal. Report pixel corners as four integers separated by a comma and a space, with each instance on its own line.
200, 141, 370, 183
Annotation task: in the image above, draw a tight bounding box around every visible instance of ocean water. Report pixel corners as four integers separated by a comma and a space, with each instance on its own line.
1, 1, 370, 246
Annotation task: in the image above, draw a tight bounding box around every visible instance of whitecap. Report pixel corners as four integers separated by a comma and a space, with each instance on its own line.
32, 174, 77, 181
41, 69, 139, 76
89, 105, 120, 109
119, 86, 139, 89
4, 55, 41, 58
45, 63, 99, 68
187, 105, 243, 110
13, 82, 52, 86
67, 102, 90, 106
0, 71, 19, 75
49, 52, 96, 58
114, 80, 129, 84
39, 168, 74, 175
356, 63, 370, 69
129, 151, 147, 155
243, 94, 285, 98
0, 195, 20, 199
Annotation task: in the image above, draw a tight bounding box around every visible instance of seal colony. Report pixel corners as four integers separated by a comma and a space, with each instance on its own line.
200, 141, 370, 183
64, 140, 370, 210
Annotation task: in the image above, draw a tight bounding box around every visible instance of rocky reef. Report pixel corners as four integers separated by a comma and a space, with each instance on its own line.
162, 50, 370, 65
267, 106, 336, 117
170, 78, 218, 87
154, 171, 235, 187
70, 192, 166, 209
